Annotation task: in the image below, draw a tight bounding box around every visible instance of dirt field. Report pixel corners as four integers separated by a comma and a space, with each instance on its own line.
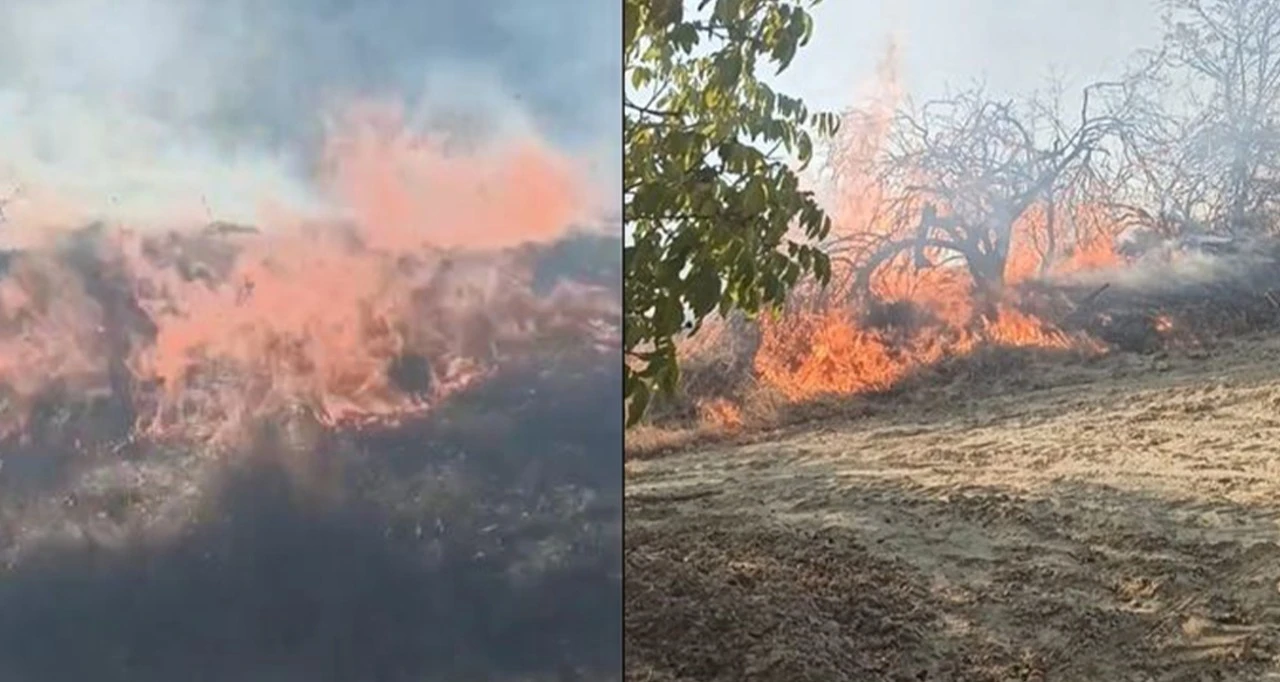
625, 335, 1280, 681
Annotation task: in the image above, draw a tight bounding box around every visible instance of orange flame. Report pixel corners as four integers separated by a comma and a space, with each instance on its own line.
697, 397, 743, 431
0, 102, 616, 445
323, 102, 586, 252
744, 45, 1120, 405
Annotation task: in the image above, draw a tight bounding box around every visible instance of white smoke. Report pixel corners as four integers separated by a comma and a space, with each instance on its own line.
0, 0, 619, 234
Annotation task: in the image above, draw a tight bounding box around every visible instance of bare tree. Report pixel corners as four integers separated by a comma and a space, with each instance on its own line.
834, 80, 1134, 320
1146, 0, 1280, 233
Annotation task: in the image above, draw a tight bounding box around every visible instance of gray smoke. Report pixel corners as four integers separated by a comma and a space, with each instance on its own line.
0, 0, 620, 226
1051, 239, 1280, 297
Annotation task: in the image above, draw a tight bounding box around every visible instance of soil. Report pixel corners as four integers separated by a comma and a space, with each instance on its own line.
626, 333, 1280, 681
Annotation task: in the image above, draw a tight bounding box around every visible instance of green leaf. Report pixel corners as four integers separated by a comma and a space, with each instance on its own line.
715, 51, 744, 90
648, 0, 683, 29
774, 37, 798, 74
624, 0, 641, 53
795, 131, 813, 166
671, 23, 699, 52
686, 263, 723, 317
714, 0, 743, 23
630, 65, 652, 90
742, 176, 769, 214
798, 9, 814, 44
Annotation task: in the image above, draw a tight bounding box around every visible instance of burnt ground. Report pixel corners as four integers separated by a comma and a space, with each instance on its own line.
0, 362, 622, 682
626, 334, 1280, 681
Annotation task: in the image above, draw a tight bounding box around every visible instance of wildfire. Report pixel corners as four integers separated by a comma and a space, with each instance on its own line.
697, 397, 743, 431
729, 46, 1124, 405
0, 103, 619, 447
751, 188, 1119, 402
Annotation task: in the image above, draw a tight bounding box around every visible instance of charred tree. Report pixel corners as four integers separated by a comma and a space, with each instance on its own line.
842, 81, 1134, 323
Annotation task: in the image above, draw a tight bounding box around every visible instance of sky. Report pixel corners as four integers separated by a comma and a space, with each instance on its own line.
775, 0, 1164, 115
0, 0, 621, 225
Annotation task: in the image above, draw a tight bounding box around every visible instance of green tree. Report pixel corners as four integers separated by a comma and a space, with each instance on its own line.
624, 0, 838, 425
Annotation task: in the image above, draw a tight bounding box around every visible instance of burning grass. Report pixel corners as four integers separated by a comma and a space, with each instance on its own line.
634, 226, 1280, 459
633, 209, 1125, 454
631, 66, 1280, 454
0, 354, 622, 682
0, 106, 623, 680
0, 105, 618, 448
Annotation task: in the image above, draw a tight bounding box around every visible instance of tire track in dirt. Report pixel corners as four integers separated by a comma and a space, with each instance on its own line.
626, 337, 1280, 681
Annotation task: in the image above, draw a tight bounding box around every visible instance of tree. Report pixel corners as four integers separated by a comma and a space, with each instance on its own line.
1144, 0, 1280, 233
839, 81, 1133, 319
623, 0, 838, 425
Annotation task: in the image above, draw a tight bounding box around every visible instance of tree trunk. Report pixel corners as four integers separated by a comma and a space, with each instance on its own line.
968, 249, 1006, 323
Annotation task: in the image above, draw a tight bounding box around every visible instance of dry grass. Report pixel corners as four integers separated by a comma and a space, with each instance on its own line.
627, 313, 1105, 461
626, 388, 864, 461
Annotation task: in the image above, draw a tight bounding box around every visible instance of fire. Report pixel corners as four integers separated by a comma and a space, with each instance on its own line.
752, 192, 1118, 402
322, 102, 584, 252
697, 397, 743, 431
0, 103, 618, 446
724, 45, 1123, 406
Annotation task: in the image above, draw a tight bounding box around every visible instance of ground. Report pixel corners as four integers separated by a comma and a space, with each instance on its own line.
625, 334, 1280, 681
0, 365, 622, 682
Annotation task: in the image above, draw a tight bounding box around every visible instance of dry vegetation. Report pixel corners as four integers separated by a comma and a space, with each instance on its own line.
0, 358, 622, 682
626, 0, 1280, 679
0, 227, 622, 682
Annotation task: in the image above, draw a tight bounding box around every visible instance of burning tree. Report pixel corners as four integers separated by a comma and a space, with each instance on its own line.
833, 80, 1137, 320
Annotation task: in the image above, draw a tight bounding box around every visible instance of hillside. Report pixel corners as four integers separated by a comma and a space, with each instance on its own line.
0, 359, 622, 682
626, 336, 1280, 681
0, 226, 623, 682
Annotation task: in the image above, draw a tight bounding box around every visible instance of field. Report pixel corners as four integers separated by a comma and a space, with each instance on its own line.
626, 336, 1280, 681
0, 363, 622, 682
0, 220, 623, 680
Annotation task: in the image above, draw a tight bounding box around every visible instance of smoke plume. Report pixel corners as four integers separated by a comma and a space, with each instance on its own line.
0, 0, 620, 231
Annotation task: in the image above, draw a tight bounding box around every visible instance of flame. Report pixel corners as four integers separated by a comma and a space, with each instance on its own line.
753, 197, 1117, 402
696, 397, 743, 431
0, 102, 617, 446
323, 102, 585, 252
725, 44, 1122, 405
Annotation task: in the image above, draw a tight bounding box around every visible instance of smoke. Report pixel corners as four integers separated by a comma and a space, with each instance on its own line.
0, 0, 623, 443
0, 4, 622, 677
1050, 241, 1280, 296
0, 0, 619, 230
